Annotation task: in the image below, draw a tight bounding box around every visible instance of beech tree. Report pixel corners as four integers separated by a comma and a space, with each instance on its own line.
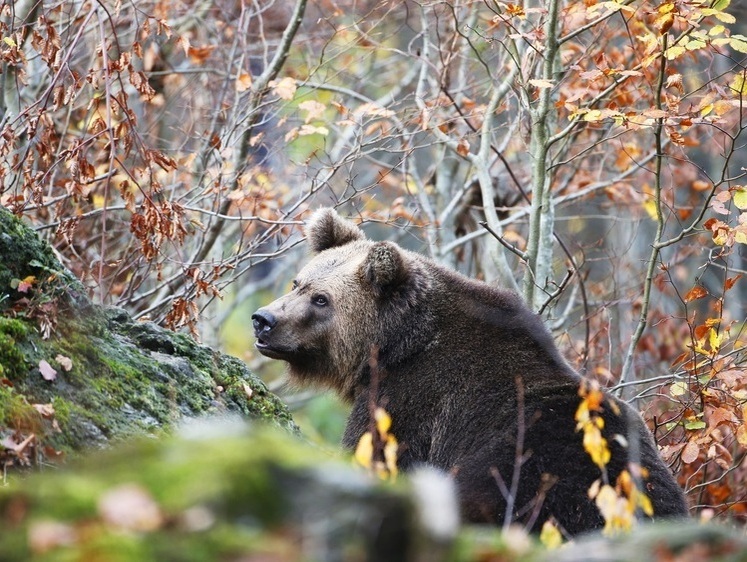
1, 0, 746, 524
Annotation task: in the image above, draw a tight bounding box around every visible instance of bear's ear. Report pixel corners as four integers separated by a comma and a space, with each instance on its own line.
364, 242, 408, 293
305, 208, 365, 253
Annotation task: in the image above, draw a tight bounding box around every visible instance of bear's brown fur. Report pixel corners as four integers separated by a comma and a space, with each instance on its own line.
253, 208, 688, 535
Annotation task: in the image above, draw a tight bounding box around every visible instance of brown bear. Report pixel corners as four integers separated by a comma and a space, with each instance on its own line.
252, 208, 688, 535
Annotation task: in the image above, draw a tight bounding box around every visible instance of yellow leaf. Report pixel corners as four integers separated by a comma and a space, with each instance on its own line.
595, 485, 631, 534
737, 424, 747, 447
354, 432, 373, 468
638, 491, 654, 516
540, 520, 563, 549
670, 381, 689, 397
727, 36, 747, 53
583, 423, 611, 469
713, 227, 729, 246
643, 199, 658, 220
655, 12, 674, 34
733, 188, 747, 210
708, 328, 723, 353
383, 434, 399, 479
2, 36, 16, 48
375, 407, 392, 437
715, 11, 736, 23
665, 45, 686, 60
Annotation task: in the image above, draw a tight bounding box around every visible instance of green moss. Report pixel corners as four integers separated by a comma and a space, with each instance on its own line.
51, 396, 72, 426
0, 317, 29, 379
0, 207, 298, 471
0, 385, 41, 432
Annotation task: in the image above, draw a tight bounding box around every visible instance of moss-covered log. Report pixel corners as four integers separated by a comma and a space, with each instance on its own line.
0, 207, 296, 468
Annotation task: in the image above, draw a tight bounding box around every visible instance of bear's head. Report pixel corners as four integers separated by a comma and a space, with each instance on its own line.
252, 208, 432, 400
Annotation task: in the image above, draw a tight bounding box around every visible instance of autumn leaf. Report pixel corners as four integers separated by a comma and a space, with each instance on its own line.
28, 520, 75, 554
733, 188, 747, 210
55, 354, 73, 371
271, 77, 297, 100
354, 431, 374, 469
383, 433, 399, 479
684, 285, 708, 302
297, 125, 329, 137
692, 180, 710, 191
724, 274, 742, 290
582, 419, 611, 469
98, 484, 163, 532
540, 520, 563, 548
235, 73, 252, 92
737, 425, 747, 447
39, 360, 57, 381
670, 381, 689, 397
681, 440, 700, 463
374, 407, 391, 437
456, 139, 470, 157
528, 79, 554, 89
187, 44, 215, 64
16, 275, 36, 293
298, 100, 326, 123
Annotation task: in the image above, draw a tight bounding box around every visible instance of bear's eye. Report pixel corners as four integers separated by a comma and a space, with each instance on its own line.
312, 294, 329, 307
292, 280, 299, 290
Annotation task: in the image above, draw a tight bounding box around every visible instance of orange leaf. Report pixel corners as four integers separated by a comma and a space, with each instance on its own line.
694, 324, 710, 340
725, 274, 742, 291
708, 407, 738, 431
456, 139, 470, 157
684, 285, 708, 302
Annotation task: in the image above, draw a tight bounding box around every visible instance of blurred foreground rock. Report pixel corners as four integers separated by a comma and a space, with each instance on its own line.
0, 207, 296, 469
0, 422, 449, 562
2, 422, 745, 562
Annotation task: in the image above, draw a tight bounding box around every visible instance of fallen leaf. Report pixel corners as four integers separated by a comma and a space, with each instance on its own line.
55, 354, 73, 371
39, 360, 57, 381
28, 520, 76, 554
33, 403, 55, 418
16, 275, 36, 293
98, 484, 163, 532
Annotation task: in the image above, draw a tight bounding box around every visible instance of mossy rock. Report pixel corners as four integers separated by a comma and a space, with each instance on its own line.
0, 207, 297, 469
0, 422, 425, 562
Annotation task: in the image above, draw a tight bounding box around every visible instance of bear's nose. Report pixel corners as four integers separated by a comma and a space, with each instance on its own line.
252, 309, 277, 334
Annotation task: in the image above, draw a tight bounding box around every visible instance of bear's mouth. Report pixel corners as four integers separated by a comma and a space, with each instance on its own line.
254, 339, 292, 360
